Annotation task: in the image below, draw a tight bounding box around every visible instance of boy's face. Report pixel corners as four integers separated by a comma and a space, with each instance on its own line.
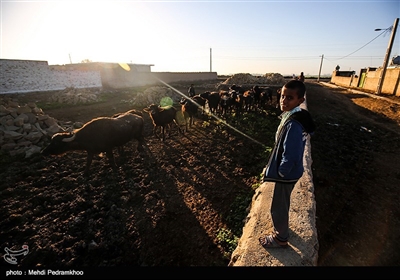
280, 86, 305, 112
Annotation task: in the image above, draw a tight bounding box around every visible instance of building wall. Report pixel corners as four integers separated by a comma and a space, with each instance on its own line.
330, 67, 400, 96
99, 67, 218, 89
381, 68, 400, 94
152, 72, 218, 84
0, 59, 217, 94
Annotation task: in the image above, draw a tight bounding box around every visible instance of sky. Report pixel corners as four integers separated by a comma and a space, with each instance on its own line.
1, 0, 399, 76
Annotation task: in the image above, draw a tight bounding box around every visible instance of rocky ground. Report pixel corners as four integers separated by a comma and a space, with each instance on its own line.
1, 79, 400, 273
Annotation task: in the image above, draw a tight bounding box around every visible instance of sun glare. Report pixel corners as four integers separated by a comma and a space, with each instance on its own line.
34, 1, 166, 64
2, 1, 201, 69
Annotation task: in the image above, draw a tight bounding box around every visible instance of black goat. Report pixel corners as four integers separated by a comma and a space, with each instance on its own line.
143, 104, 181, 141
200, 91, 220, 115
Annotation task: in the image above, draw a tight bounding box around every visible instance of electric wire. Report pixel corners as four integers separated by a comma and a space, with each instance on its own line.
337, 27, 392, 60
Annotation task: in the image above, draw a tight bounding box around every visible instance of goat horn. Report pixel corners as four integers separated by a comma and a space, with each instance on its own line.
62, 133, 76, 142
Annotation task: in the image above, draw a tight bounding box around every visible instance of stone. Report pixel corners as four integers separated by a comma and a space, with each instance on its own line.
3, 130, 23, 140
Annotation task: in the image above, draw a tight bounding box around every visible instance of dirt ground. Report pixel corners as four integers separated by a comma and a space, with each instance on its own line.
307, 82, 400, 266
1, 80, 400, 271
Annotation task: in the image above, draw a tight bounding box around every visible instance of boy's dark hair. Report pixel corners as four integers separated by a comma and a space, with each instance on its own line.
283, 80, 306, 98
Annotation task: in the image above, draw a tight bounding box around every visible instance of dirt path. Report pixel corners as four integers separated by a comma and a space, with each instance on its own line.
306, 82, 400, 266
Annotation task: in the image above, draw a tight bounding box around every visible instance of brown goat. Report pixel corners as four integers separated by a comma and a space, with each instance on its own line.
41, 112, 145, 175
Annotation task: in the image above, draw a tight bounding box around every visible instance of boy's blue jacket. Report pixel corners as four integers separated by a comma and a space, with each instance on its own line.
263, 109, 316, 183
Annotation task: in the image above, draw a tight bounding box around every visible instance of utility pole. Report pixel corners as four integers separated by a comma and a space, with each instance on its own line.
210, 48, 212, 72
69, 53, 72, 64
376, 17, 399, 95
317, 54, 324, 82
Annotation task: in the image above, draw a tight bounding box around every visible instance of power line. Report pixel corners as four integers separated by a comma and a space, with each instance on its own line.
337, 28, 391, 60
214, 55, 382, 61
212, 28, 393, 63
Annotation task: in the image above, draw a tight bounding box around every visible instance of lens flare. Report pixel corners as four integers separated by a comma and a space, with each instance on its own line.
118, 63, 130, 71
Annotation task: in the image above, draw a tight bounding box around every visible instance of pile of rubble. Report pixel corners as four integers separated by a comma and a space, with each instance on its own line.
221, 73, 286, 86
47, 87, 101, 104
0, 96, 65, 158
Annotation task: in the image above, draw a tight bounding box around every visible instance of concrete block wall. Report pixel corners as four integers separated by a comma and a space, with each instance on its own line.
152, 72, 218, 84
0, 59, 102, 94
330, 67, 400, 96
100, 69, 218, 89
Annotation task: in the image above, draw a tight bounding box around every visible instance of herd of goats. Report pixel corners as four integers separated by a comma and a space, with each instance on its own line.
41, 85, 279, 176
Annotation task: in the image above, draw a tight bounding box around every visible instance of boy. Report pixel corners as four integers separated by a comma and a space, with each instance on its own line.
259, 79, 316, 248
